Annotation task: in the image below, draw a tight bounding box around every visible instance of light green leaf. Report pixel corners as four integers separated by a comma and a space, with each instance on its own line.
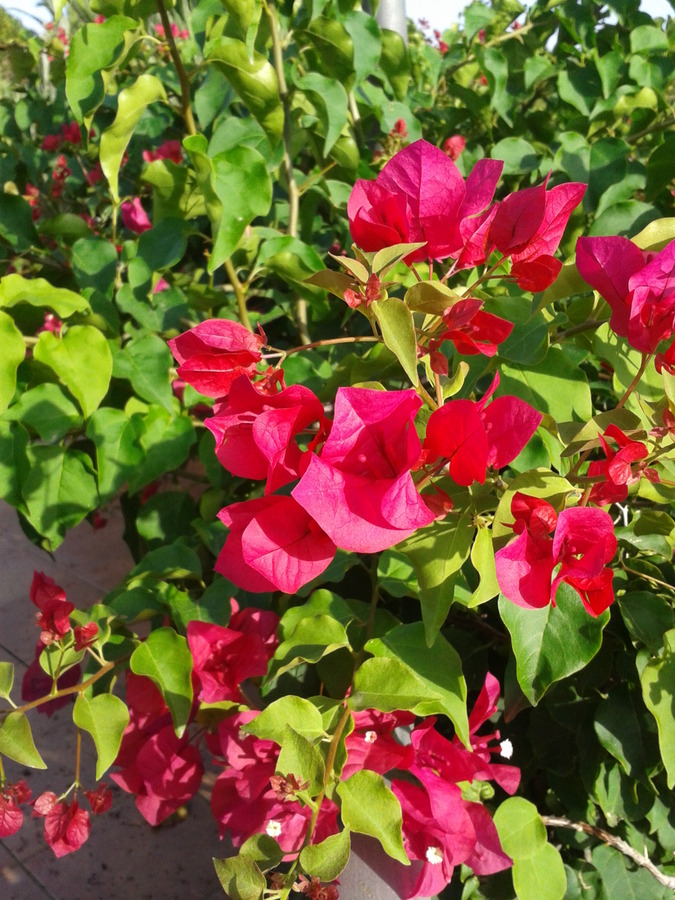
399, 511, 475, 644
640, 628, 675, 788
468, 526, 500, 607
0, 662, 14, 701
498, 347, 592, 426
405, 280, 459, 315
22, 446, 99, 550
213, 855, 266, 899
0, 711, 47, 769
205, 36, 283, 142
112, 334, 174, 411
73, 693, 130, 780
101, 74, 166, 202
372, 297, 418, 386
66, 16, 138, 124
337, 771, 408, 864
293, 71, 348, 156
300, 828, 351, 882
130, 628, 193, 737
343, 10, 380, 84
276, 726, 325, 795
0, 311, 24, 415
0, 273, 90, 317
493, 797, 547, 860
513, 843, 567, 900
499, 583, 610, 706
5, 384, 83, 442
352, 622, 468, 745
34, 326, 112, 418
244, 696, 326, 744
379, 29, 410, 101
270, 614, 351, 679
86, 407, 144, 502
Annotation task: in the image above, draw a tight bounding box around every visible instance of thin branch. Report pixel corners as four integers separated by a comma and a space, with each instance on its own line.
542, 815, 675, 890
224, 258, 252, 332
157, 0, 196, 136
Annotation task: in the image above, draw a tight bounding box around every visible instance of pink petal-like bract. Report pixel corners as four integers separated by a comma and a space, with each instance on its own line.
575, 236, 647, 338
495, 528, 555, 609
424, 400, 489, 486
292, 387, 434, 552
217, 496, 336, 593
120, 197, 152, 234
489, 182, 547, 255
168, 319, 264, 398
482, 396, 542, 469
512, 182, 586, 263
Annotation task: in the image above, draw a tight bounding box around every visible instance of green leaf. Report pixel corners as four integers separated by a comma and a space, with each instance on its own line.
0, 421, 29, 510
300, 827, 351, 882
101, 74, 166, 203
276, 726, 325, 795
371, 297, 418, 386
640, 628, 675, 788
498, 583, 610, 706
213, 855, 266, 900
136, 491, 197, 549
379, 29, 410, 101
492, 137, 539, 175
73, 693, 130, 780
3, 384, 83, 442
0, 711, 47, 769
66, 16, 138, 123
618, 592, 674, 654
0, 192, 39, 251
34, 326, 112, 418
377, 550, 419, 599
0, 273, 90, 317
479, 47, 512, 125
398, 511, 475, 644
71, 238, 118, 298
305, 16, 354, 83
293, 71, 348, 156
558, 62, 602, 116
0, 662, 14, 700
337, 771, 408, 864
137, 218, 189, 272
343, 11, 380, 85
405, 281, 460, 315
352, 622, 469, 745
210, 146, 272, 271
493, 797, 547, 860
591, 842, 669, 899
244, 696, 326, 744
371, 243, 426, 276
594, 685, 648, 780
0, 310, 24, 414
498, 347, 592, 424
513, 843, 567, 900
86, 407, 144, 502
238, 833, 283, 873
205, 36, 283, 142
112, 334, 174, 411
630, 24, 668, 54
126, 407, 195, 494
305, 268, 356, 299
22, 446, 99, 550
468, 526, 500, 607
270, 614, 351, 679
130, 627, 193, 737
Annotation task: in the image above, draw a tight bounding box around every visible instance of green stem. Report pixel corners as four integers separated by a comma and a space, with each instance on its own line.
3, 659, 120, 718
157, 0, 196, 136
264, 0, 308, 344
224, 258, 252, 332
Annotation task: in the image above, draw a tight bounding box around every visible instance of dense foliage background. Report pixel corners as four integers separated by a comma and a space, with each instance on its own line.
0, 0, 674, 897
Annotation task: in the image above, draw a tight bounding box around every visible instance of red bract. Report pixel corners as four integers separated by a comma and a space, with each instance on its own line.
29, 571, 74, 646
423, 374, 542, 485
432, 298, 514, 357
391, 776, 476, 899
111, 673, 203, 826
168, 318, 264, 398
120, 197, 152, 233
588, 424, 655, 506
210, 712, 338, 854
292, 388, 435, 553
206, 375, 326, 492
495, 493, 617, 616
343, 709, 415, 778
187, 619, 275, 703
490, 179, 585, 290
74, 622, 99, 651
216, 496, 337, 593
443, 135, 466, 160
84, 784, 113, 815
0, 782, 31, 838
39, 799, 91, 858
142, 139, 183, 164
347, 139, 503, 263
576, 236, 675, 353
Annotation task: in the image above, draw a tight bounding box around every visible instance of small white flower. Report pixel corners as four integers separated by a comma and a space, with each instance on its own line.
425, 846, 443, 865
364, 730, 377, 744
266, 819, 282, 838
500, 738, 514, 760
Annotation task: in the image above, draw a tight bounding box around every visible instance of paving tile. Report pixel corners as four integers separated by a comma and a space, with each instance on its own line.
0, 845, 52, 900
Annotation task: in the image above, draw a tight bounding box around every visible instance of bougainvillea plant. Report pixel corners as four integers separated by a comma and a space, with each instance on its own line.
0, 1, 674, 898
